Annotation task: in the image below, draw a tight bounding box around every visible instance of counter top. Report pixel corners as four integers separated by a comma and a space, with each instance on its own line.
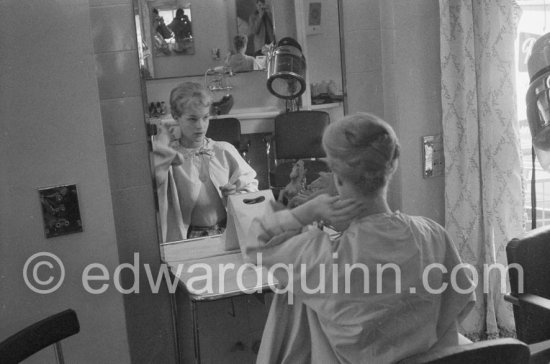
161, 236, 277, 301
161, 234, 236, 262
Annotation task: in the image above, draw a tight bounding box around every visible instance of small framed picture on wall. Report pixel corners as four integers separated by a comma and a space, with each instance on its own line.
306, 1, 322, 35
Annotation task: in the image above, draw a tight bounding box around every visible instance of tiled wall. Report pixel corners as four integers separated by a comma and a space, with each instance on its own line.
89, 0, 177, 362
0, 0, 132, 362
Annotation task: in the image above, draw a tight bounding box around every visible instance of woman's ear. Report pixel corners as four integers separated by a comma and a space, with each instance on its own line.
388, 159, 398, 174
334, 173, 344, 187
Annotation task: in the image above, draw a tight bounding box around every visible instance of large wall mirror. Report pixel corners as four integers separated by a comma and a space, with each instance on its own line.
133, 0, 347, 245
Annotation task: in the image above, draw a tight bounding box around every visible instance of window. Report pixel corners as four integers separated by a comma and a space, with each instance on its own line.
516, 0, 550, 228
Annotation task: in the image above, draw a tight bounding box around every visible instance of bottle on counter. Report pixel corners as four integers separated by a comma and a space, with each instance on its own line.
328, 80, 338, 96
318, 80, 328, 95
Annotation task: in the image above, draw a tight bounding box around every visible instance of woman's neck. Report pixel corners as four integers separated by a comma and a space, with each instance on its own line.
355, 192, 392, 218
179, 138, 204, 149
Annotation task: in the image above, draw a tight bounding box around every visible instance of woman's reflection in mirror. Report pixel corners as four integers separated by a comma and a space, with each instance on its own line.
225, 35, 260, 73
248, 0, 275, 56
168, 8, 192, 54
153, 82, 258, 242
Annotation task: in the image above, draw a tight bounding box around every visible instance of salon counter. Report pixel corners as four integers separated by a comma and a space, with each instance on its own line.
161, 236, 275, 363
161, 235, 276, 300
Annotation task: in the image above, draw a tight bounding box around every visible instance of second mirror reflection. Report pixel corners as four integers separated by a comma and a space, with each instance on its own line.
151, 6, 195, 57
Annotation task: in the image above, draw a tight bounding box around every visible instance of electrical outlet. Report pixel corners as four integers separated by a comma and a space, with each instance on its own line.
422, 135, 444, 178
38, 184, 83, 238
211, 48, 221, 60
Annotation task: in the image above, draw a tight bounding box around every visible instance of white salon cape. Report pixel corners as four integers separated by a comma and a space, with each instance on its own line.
153, 137, 258, 242
245, 210, 475, 364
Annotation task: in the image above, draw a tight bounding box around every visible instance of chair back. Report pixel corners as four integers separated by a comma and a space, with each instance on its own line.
268, 111, 330, 191
273, 110, 329, 159
0, 309, 80, 364
206, 117, 242, 149
399, 338, 530, 364
507, 226, 550, 344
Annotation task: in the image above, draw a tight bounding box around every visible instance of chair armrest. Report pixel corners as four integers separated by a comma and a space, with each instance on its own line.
521, 294, 550, 310
506, 293, 550, 310
529, 338, 550, 364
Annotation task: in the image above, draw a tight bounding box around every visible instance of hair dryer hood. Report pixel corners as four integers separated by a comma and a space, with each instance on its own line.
527, 74, 550, 151
266, 37, 306, 100
527, 32, 550, 169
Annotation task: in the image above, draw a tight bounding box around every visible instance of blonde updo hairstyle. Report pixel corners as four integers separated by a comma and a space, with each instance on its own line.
322, 112, 400, 196
170, 81, 212, 119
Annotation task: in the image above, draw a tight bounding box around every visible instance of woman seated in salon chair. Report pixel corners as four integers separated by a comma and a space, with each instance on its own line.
153, 82, 258, 242
225, 34, 261, 73
245, 112, 475, 363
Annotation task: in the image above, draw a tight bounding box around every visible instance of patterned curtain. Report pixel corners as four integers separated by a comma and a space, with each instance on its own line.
439, 0, 524, 340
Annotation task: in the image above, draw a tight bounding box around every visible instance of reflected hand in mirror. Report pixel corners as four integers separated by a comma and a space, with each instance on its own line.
152, 82, 259, 243
220, 183, 238, 197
